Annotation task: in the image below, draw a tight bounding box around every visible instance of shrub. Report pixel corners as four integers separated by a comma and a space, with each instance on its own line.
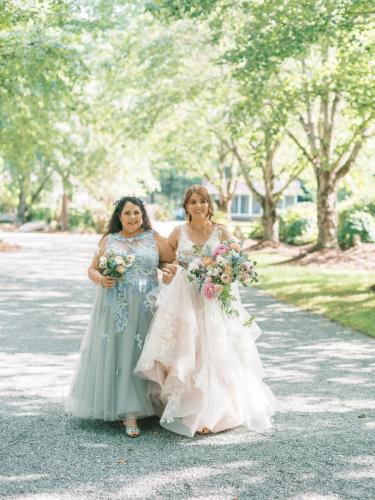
28, 206, 54, 223
213, 210, 229, 225
154, 204, 173, 221
338, 209, 375, 248
247, 220, 264, 240
68, 208, 96, 230
279, 202, 317, 245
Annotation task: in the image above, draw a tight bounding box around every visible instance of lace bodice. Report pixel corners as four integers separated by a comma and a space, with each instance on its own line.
106, 231, 159, 332
176, 224, 222, 267
107, 231, 159, 286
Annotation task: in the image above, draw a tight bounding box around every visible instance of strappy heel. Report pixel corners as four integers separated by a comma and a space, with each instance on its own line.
196, 427, 211, 435
123, 419, 141, 438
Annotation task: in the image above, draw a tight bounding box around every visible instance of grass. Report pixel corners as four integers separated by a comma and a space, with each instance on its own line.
253, 252, 375, 338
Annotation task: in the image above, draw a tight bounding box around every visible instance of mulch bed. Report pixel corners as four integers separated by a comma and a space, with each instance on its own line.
0, 240, 21, 252
244, 240, 375, 271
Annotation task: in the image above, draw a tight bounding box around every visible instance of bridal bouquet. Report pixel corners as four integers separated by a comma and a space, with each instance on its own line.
186, 242, 258, 325
99, 249, 135, 278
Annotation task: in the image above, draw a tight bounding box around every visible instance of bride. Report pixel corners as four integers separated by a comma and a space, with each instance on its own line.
135, 184, 277, 436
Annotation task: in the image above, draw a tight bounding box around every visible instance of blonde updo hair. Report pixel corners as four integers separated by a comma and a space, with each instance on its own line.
183, 184, 214, 222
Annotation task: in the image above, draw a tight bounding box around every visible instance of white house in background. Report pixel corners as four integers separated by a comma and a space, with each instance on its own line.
206, 179, 302, 221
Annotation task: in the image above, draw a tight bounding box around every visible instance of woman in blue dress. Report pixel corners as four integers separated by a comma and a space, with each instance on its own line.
65, 196, 174, 437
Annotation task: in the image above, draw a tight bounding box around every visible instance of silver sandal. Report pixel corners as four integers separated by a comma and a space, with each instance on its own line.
123, 419, 141, 438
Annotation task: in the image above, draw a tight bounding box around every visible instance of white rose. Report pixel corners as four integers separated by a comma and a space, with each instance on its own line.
188, 263, 199, 272
216, 256, 226, 265
127, 255, 135, 264
99, 256, 107, 268
115, 255, 124, 265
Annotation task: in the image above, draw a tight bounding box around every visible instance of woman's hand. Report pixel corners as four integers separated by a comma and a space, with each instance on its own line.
100, 276, 116, 288
162, 263, 177, 284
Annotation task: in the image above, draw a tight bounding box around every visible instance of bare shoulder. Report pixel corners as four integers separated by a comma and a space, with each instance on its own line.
152, 229, 162, 241
96, 234, 110, 254
215, 223, 231, 241
169, 225, 182, 240
153, 230, 169, 244
168, 224, 183, 250
98, 234, 109, 247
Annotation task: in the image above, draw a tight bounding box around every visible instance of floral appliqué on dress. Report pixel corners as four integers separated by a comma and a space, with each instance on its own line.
106, 231, 159, 336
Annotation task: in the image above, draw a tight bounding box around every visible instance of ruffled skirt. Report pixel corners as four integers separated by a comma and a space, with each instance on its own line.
135, 268, 277, 437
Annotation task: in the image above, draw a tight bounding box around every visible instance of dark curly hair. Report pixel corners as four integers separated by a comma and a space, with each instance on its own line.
103, 196, 152, 237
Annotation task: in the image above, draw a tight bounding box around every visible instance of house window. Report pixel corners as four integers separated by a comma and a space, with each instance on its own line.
231, 196, 239, 214
231, 195, 250, 215
252, 196, 262, 215
240, 195, 249, 214
285, 195, 295, 207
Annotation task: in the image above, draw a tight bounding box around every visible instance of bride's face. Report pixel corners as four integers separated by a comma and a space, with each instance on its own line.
187, 192, 209, 221
119, 202, 143, 233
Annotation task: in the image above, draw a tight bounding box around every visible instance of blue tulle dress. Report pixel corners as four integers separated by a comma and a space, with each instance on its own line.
65, 230, 159, 421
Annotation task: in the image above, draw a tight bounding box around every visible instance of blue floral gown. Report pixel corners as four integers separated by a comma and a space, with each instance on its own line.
65, 230, 159, 421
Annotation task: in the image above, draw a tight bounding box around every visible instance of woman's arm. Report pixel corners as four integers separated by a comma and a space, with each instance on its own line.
160, 226, 181, 284
87, 235, 115, 288
153, 231, 176, 263
166, 225, 181, 253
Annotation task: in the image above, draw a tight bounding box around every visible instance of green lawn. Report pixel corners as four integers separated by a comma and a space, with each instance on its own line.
253, 253, 375, 338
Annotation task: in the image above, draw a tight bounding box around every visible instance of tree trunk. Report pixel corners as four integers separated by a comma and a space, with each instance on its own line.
61, 193, 69, 230
60, 176, 71, 231
217, 195, 233, 221
316, 170, 338, 249
17, 189, 28, 223
262, 196, 279, 243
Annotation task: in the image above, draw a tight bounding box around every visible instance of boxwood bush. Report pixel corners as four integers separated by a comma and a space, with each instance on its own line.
338, 208, 375, 248
279, 202, 317, 245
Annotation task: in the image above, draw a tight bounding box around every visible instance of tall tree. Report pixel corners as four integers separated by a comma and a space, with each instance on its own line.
0, 1, 89, 221
287, 43, 375, 247
148, 0, 375, 247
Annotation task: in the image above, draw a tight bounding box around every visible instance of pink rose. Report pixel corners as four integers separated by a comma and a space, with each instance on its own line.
203, 282, 217, 300
206, 276, 213, 283
212, 244, 229, 259
214, 284, 223, 295
240, 273, 250, 284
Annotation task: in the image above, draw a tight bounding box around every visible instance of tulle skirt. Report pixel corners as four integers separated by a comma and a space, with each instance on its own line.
65, 288, 154, 421
135, 268, 278, 437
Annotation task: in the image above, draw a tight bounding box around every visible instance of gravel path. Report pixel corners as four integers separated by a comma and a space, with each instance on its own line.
0, 232, 374, 500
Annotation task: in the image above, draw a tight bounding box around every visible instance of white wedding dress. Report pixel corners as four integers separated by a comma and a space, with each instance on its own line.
135, 224, 277, 437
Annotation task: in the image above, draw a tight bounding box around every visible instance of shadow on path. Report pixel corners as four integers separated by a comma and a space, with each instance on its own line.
0, 233, 374, 499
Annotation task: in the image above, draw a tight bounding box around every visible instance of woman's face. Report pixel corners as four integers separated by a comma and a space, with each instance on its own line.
119, 202, 143, 234
186, 192, 209, 221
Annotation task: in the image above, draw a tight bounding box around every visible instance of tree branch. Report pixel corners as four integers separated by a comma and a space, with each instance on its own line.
30, 169, 53, 205
287, 131, 314, 165
231, 142, 263, 200
332, 116, 373, 178
334, 141, 363, 181
274, 162, 306, 197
